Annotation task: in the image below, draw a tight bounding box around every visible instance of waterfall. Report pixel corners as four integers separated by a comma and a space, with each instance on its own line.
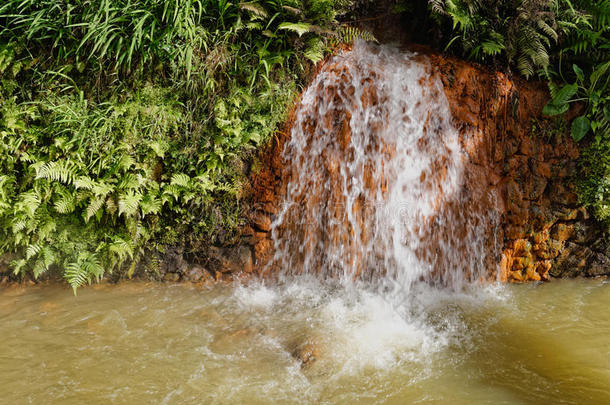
268, 42, 500, 292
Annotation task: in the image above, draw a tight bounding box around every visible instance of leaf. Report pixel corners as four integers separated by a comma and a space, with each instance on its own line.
551, 84, 578, 106
239, 2, 268, 18
542, 101, 570, 116
86, 196, 106, 222
543, 83, 578, 116
171, 173, 190, 187
278, 22, 312, 37
571, 116, 590, 142
304, 38, 325, 64
573, 64, 584, 83
36, 161, 78, 185
118, 191, 142, 217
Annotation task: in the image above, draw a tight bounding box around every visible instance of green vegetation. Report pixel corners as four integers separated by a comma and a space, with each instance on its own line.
0, 0, 366, 290
423, 0, 609, 222
0, 0, 608, 289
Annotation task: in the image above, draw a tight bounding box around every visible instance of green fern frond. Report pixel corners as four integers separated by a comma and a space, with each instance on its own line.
65, 252, 104, 294
239, 2, 268, 19
304, 37, 325, 64
140, 193, 162, 216
54, 192, 76, 214
339, 26, 378, 44
26, 244, 41, 260
11, 258, 27, 275
86, 196, 105, 222
171, 173, 191, 188
118, 191, 142, 217
36, 161, 79, 185
278, 22, 313, 37
117, 173, 140, 190
537, 20, 558, 42
109, 237, 134, 264
74, 176, 96, 190
19, 191, 41, 218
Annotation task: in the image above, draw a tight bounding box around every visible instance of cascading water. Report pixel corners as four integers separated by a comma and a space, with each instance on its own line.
268, 42, 500, 292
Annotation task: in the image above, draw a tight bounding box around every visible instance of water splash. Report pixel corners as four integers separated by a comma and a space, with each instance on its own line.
268, 42, 500, 293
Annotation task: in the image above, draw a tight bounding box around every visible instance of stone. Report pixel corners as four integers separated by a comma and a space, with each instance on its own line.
509, 270, 524, 282
512, 239, 532, 257
550, 242, 591, 277
209, 245, 253, 274
250, 211, 273, 232
533, 161, 552, 179
254, 238, 273, 267
519, 137, 534, 155
184, 265, 210, 282
533, 229, 549, 244
163, 272, 180, 282
550, 223, 574, 242
291, 338, 320, 368
534, 238, 564, 260
587, 253, 610, 277
524, 265, 541, 281
529, 176, 547, 200
506, 181, 524, 212
536, 260, 552, 281
511, 257, 527, 271
506, 224, 527, 239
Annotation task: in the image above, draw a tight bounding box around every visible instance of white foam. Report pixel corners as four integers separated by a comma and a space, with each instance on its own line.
234, 283, 278, 310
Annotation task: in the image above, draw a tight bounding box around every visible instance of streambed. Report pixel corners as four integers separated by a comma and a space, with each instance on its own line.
1, 279, 608, 404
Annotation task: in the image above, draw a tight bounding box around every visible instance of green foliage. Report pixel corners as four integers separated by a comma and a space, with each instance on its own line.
338, 26, 378, 43
428, 0, 590, 77
427, 0, 609, 225
0, 0, 359, 290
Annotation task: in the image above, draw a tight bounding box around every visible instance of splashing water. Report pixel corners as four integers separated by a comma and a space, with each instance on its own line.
269, 42, 500, 294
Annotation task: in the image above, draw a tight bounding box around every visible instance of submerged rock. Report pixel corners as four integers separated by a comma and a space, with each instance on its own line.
291, 338, 320, 368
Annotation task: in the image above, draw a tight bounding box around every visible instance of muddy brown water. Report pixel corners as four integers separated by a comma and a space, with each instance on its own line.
1, 278, 608, 404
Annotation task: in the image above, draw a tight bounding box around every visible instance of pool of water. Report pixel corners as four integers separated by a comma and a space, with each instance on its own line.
1, 278, 609, 404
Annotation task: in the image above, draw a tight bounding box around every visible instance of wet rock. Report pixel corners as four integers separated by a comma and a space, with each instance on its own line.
508, 270, 524, 282
254, 238, 273, 267
550, 223, 574, 242
244, 45, 607, 281
524, 265, 541, 281
291, 338, 320, 368
506, 181, 524, 212
184, 265, 210, 282
163, 272, 180, 282
209, 245, 253, 274
512, 239, 532, 257
587, 253, 610, 277
550, 242, 591, 277
536, 260, 552, 281
250, 211, 273, 232
534, 238, 564, 260
528, 176, 547, 200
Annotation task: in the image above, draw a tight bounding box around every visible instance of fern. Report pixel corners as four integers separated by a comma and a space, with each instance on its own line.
278, 22, 313, 37
0, 0, 355, 290
85, 196, 106, 222
36, 161, 79, 185
239, 2, 268, 19
118, 191, 142, 217
170, 173, 191, 187
304, 37, 325, 64
339, 26, 378, 44
65, 252, 103, 293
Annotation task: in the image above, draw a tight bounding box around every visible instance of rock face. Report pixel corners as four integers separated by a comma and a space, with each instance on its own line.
429, 53, 609, 281
246, 45, 609, 281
